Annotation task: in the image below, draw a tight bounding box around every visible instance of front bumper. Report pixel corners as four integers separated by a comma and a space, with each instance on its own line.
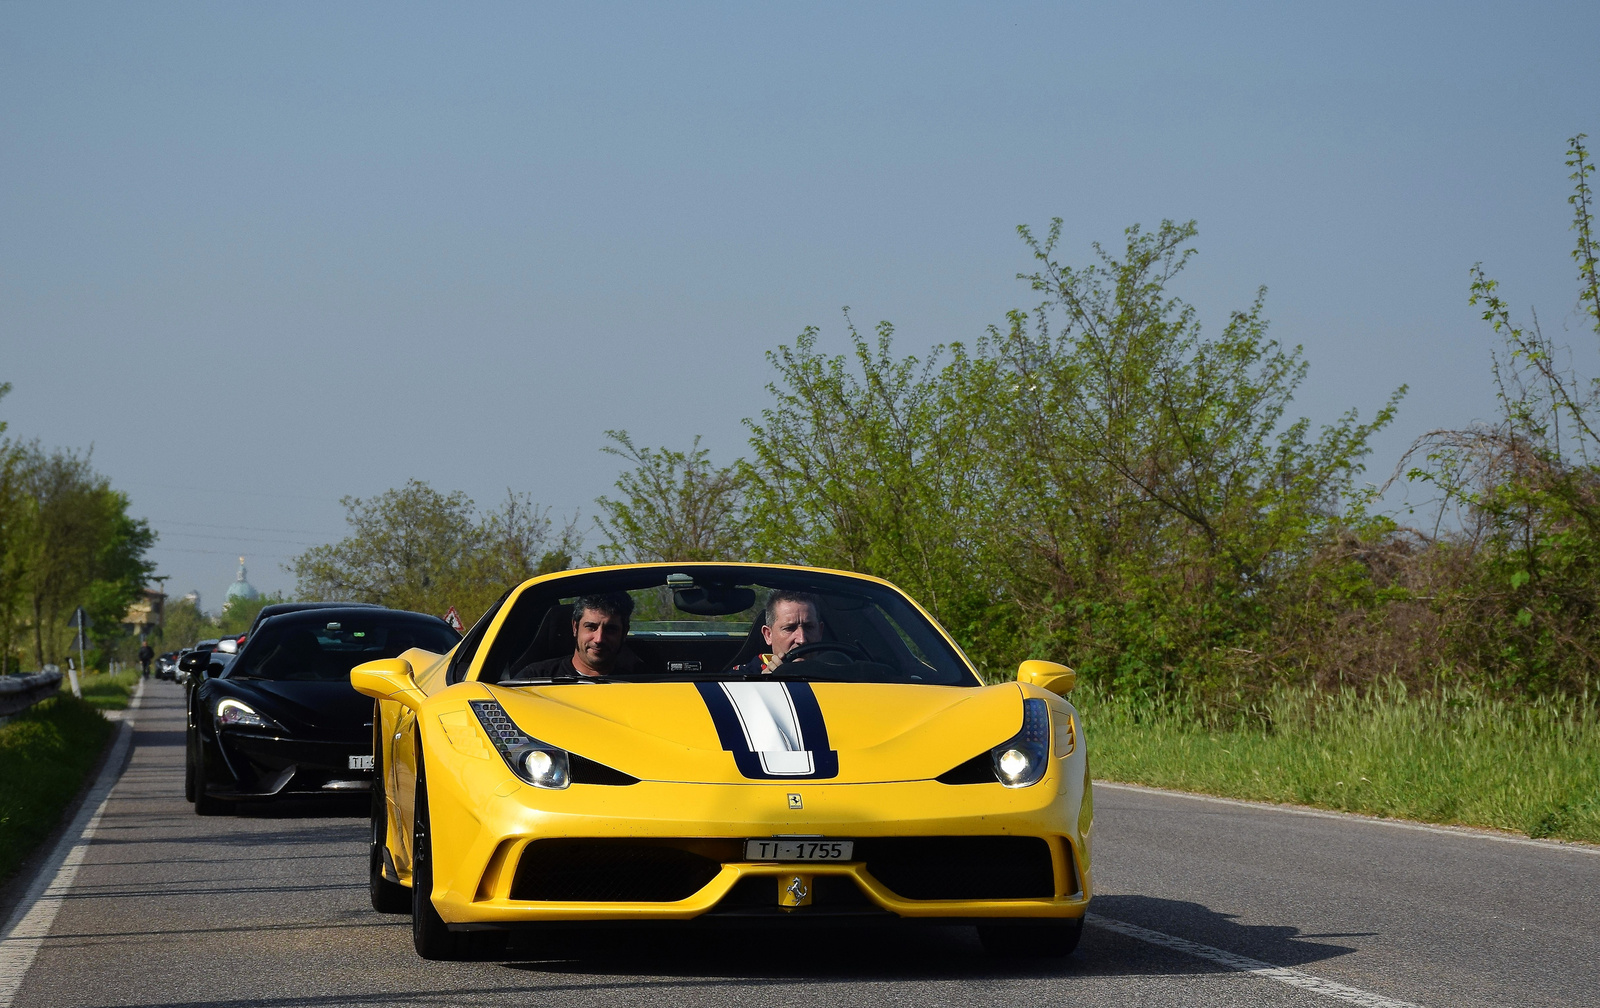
422, 773, 1092, 927
212, 729, 372, 797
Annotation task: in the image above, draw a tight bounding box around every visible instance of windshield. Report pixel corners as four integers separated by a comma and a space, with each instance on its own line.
231, 614, 459, 682
474, 566, 979, 687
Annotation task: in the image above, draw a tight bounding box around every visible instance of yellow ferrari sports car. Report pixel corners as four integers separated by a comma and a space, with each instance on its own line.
352, 563, 1092, 960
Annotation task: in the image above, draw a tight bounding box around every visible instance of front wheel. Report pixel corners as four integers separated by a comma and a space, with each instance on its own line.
977, 918, 1084, 958
183, 727, 197, 803
192, 737, 231, 817
369, 747, 410, 914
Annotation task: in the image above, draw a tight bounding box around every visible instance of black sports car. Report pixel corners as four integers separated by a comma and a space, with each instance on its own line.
184, 606, 459, 814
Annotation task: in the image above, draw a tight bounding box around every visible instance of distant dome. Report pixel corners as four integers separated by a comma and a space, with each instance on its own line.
225, 556, 260, 608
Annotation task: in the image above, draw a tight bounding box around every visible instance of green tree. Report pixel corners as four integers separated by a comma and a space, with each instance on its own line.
9, 444, 155, 668
158, 596, 217, 651
1401, 134, 1600, 696
290, 481, 578, 624
742, 222, 1401, 689
594, 431, 750, 564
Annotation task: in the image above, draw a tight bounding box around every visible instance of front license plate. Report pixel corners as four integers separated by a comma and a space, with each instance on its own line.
348, 755, 374, 770
744, 839, 854, 861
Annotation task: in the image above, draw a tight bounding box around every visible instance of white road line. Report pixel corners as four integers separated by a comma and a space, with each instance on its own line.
1089, 914, 1425, 1008
1095, 781, 1600, 856
0, 680, 144, 1008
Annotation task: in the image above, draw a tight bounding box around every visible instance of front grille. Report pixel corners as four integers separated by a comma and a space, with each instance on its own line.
510, 839, 727, 902
858, 836, 1056, 900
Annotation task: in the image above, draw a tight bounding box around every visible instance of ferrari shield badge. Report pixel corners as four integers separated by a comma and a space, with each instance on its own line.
787, 793, 803, 809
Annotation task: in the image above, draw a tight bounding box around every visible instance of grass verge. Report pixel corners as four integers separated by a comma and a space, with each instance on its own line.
77, 669, 141, 711
1082, 683, 1600, 844
0, 694, 117, 883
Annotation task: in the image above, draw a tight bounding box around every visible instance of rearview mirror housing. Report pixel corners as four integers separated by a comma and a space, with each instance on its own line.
1017, 659, 1076, 696
351, 658, 425, 711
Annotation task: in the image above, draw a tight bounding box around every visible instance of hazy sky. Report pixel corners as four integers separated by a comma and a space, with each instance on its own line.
3, 2, 1597, 609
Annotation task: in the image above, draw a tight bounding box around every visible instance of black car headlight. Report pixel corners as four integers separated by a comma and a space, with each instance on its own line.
991, 698, 1051, 788
214, 698, 282, 731
469, 699, 570, 790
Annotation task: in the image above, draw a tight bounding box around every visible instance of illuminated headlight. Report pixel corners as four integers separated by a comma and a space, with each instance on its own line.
214, 698, 278, 730
991, 698, 1050, 788
469, 699, 570, 789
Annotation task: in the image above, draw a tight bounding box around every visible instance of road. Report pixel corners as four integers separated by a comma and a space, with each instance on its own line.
3, 681, 1596, 1008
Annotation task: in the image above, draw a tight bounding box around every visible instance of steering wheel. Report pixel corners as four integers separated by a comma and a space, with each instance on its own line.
779, 641, 870, 666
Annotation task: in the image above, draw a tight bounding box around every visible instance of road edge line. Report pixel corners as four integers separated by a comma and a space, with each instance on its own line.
1094, 780, 1600, 856
1088, 913, 1427, 1008
0, 679, 145, 1007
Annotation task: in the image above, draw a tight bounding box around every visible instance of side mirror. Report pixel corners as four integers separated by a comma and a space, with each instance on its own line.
178, 652, 210, 674
1017, 659, 1076, 696
351, 658, 426, 711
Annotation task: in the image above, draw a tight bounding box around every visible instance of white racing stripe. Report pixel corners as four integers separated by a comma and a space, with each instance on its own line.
719, 681, 814, 776
0, 680, 143, 1007
1089, 914, 1426, 1008
1096, 781, 1600, 856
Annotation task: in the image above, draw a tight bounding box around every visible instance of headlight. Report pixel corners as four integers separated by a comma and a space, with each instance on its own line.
991, 698, 1050, 788
214, 698, 278, 730
469, 699, 570, 789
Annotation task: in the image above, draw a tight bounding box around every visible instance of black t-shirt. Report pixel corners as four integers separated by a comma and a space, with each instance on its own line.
516, 655, 587, 679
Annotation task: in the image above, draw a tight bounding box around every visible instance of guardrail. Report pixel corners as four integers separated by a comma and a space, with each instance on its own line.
0, 666, 64, 719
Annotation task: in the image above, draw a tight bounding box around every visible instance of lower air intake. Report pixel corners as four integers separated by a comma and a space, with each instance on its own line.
859, 836, 1057, 900
510, 840, 724, 902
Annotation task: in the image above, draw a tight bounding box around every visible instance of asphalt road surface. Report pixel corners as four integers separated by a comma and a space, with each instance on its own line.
3, 682, 1597, 1008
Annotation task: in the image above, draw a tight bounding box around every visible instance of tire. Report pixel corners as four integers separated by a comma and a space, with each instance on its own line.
977, 918, 1084, 958
369, 744, 411, 914
411, 756, 466, 960
183, 727, 197, 803
192, 736, 231, 817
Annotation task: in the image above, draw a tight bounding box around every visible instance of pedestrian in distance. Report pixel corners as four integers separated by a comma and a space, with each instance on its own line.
138, 641, 154, 679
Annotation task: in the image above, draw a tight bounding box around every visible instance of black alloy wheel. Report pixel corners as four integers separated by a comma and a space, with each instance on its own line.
411, 752, 506, 961
369, 736, 410, 914
192, 735, 230, 817
976, 918, 1084, 958
183, 726, 197, 803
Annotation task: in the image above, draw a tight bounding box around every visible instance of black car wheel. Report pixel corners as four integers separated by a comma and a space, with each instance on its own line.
192, 735, 231, 817
183, 726, 197, 804
410, 754, 503, 961
977, 918, 1084, 958
369, 744, 410, 914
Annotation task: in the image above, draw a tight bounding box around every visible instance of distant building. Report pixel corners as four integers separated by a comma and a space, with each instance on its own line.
123, 587, 166, 641
181, 590, 201, 612
224, 556, 260, 612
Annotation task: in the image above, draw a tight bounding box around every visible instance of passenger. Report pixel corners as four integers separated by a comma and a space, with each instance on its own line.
735, 591, 824, 674
521, 592, 635, 678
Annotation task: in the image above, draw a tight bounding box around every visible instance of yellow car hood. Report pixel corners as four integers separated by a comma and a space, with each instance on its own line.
478, 680, 1024, 785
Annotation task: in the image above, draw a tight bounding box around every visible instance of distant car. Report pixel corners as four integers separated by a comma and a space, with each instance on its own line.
185, 607, 459, 815
156, 651, 179, 680
356, 563, 1092, 961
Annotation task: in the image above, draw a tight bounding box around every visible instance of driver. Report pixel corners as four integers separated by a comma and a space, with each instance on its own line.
521, 592, 635, 678
736, 591, 823, 674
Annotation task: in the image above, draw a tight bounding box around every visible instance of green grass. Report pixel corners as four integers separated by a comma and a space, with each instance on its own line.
76, 669, 140, 710
1081, 683, 1600, 844
0, 695, 117, 883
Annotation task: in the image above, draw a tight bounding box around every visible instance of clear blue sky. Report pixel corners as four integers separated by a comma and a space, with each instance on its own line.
3, 2, 1597, 609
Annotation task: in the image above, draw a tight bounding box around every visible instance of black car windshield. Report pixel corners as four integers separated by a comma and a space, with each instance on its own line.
230, 614, 459, 682
474, 566, 981, 687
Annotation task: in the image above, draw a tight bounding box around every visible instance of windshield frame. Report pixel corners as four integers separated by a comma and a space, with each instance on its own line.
467, 563, 982, 688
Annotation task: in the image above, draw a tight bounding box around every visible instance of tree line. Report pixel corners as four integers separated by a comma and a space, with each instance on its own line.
0, 389, 156, 674
292, 138, 1596, 703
